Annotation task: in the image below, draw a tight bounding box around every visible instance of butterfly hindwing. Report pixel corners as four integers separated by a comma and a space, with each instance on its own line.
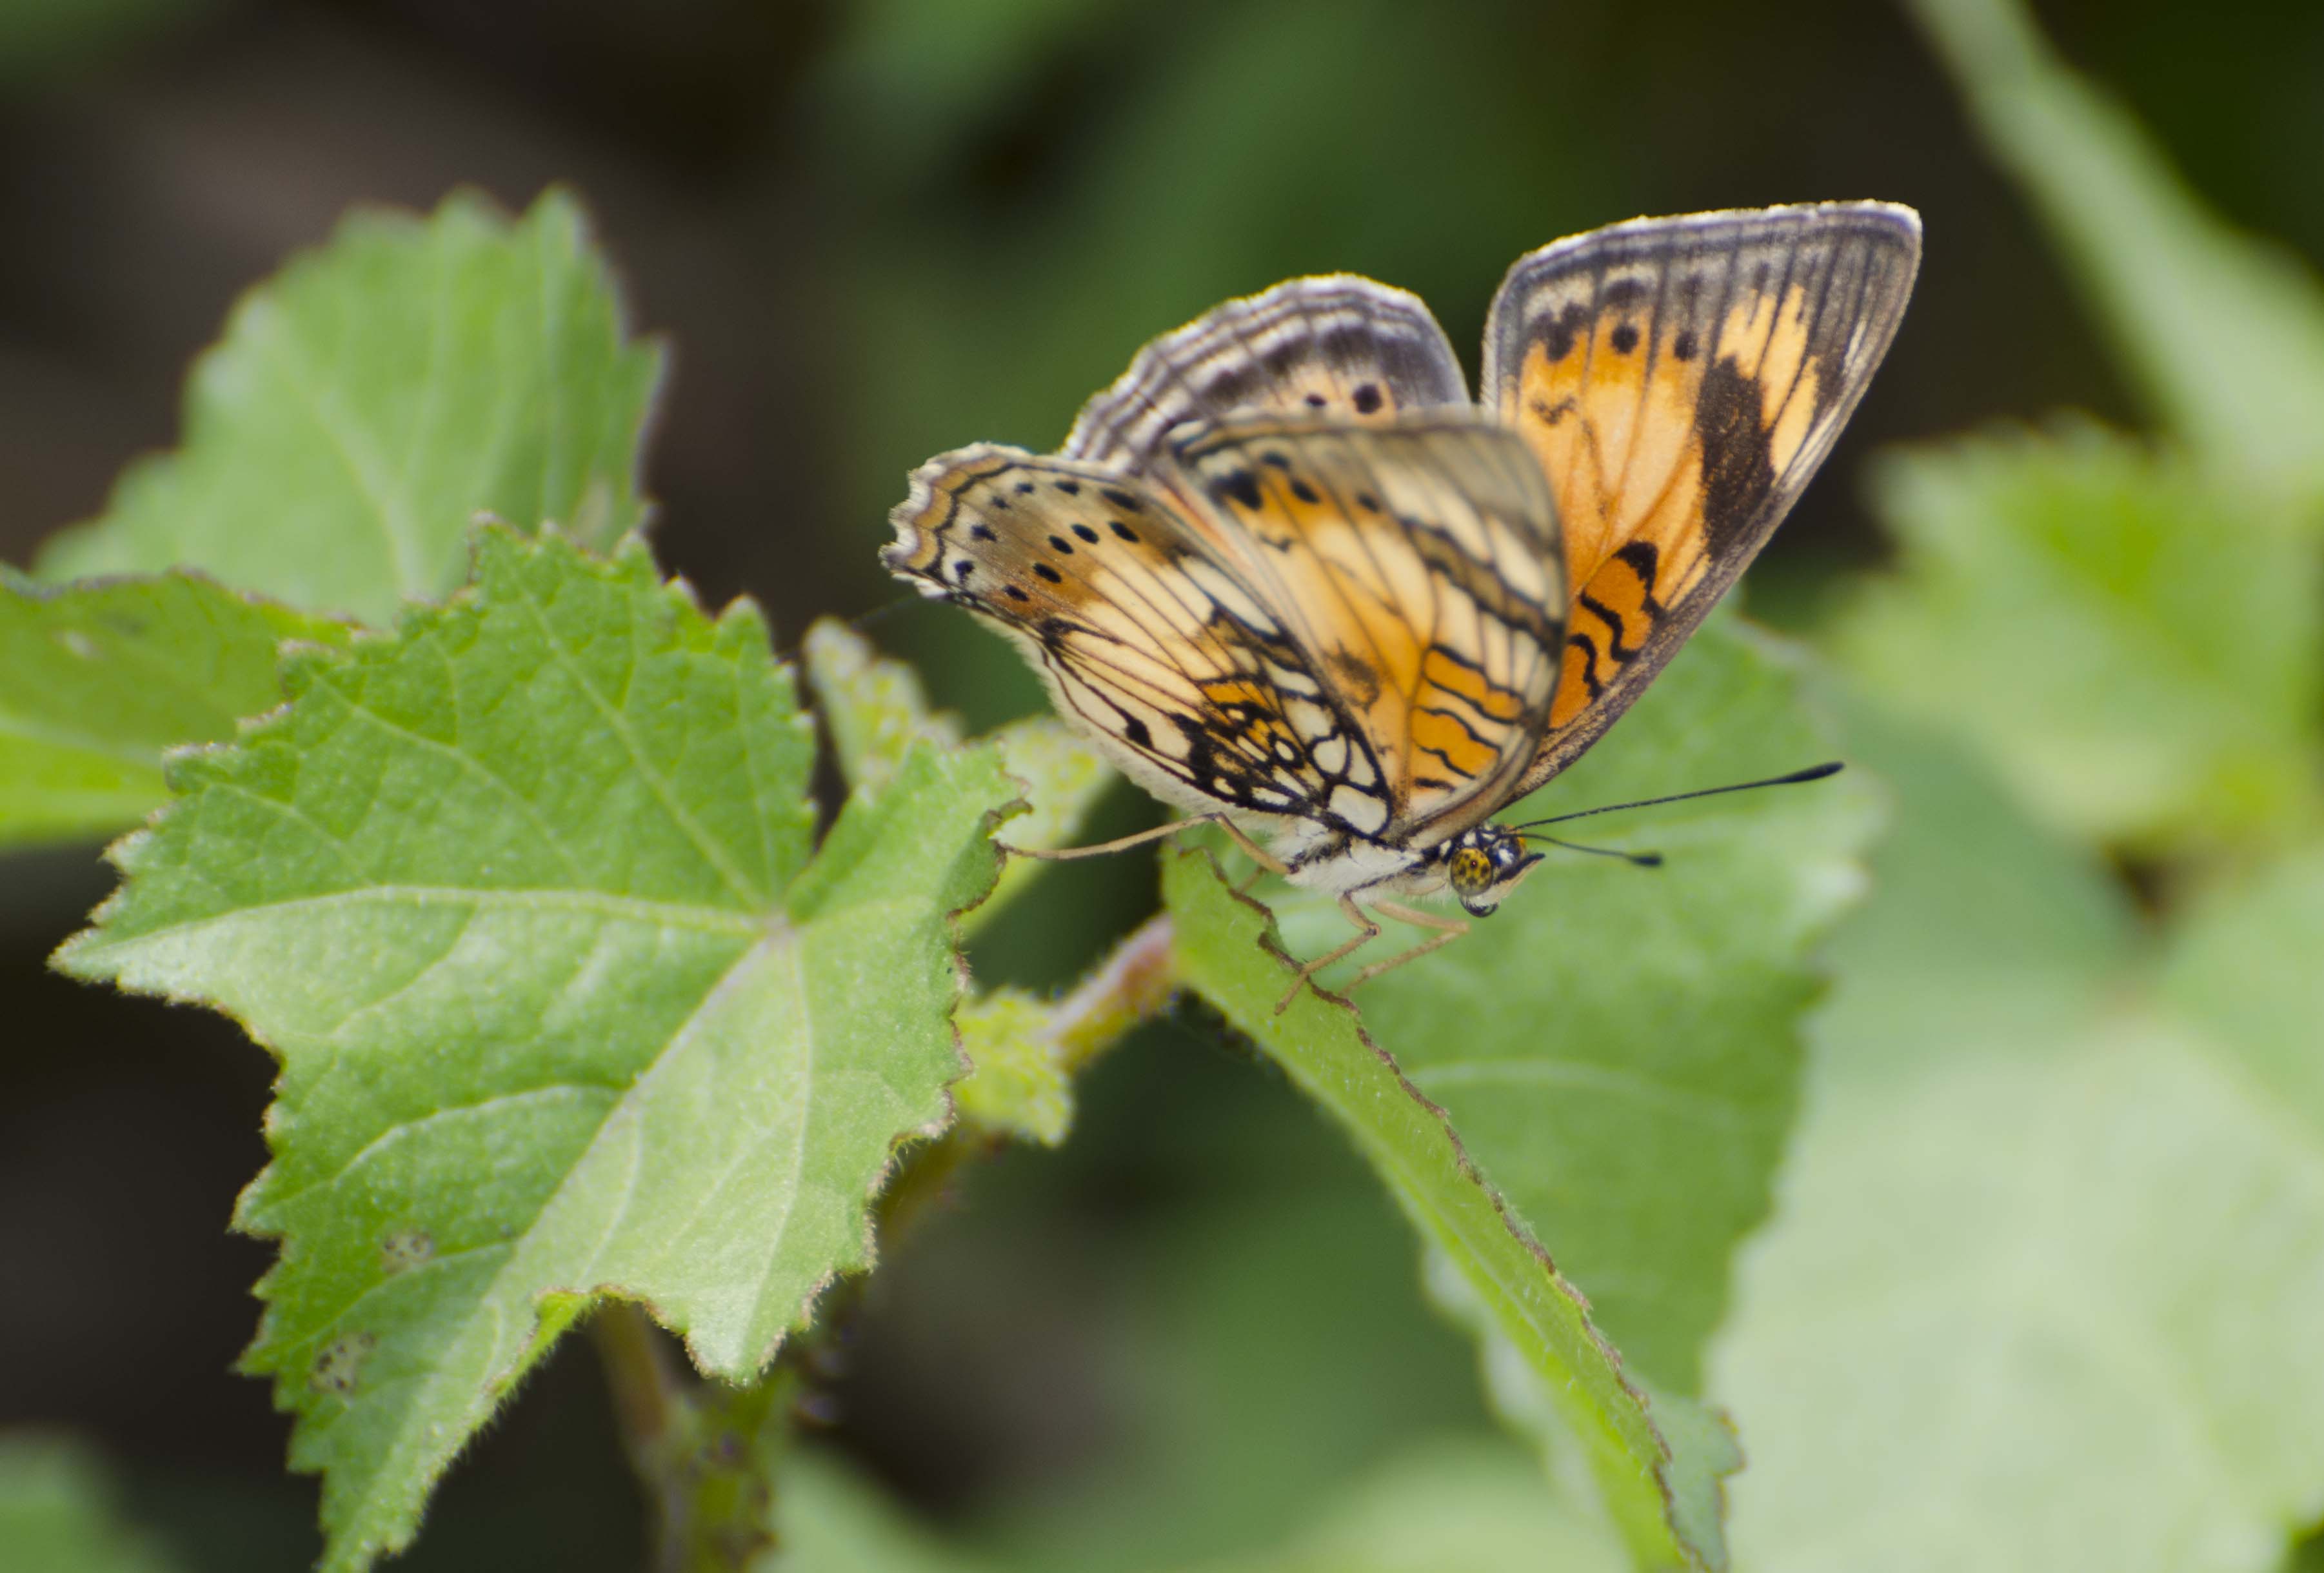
1159, 412, 1564, 840
884, 446, 1392, 834
1482, 202, 1920, 792
1064, 276, 1469, 482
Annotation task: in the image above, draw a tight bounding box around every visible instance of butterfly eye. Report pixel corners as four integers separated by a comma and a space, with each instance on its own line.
1448, 846, 1494, 897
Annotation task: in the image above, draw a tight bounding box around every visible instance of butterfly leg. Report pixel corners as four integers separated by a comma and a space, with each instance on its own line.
1342, 899, 1470, 992
1004, 812, 1291, 877
1274, 894, 1380, 1015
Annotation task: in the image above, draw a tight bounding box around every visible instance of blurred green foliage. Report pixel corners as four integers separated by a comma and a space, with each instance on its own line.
0, 0, 204, 85
0, 1436, 180, 1573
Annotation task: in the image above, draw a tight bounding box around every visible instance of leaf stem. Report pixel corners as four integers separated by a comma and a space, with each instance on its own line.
591, 1303, 793, 1572
1051, 912, 1179, 1077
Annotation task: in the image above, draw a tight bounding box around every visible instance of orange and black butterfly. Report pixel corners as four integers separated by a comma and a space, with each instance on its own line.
885, 204, 1920, 1003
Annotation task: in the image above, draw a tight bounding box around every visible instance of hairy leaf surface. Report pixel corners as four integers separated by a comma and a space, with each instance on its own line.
57, 529, 1017, 1571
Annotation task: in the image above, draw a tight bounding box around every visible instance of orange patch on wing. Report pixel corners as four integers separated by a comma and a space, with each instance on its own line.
1409, 706, 1498, 779
1513, 317, 1713, 607
1420, 648, 1525, 723
1550, 637, 1601, 728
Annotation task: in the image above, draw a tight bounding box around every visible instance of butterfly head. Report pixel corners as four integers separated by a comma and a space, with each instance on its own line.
1439, 825, 1544, 917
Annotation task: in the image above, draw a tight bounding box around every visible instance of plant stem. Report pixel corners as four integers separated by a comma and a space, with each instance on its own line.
1051, 912, 1178, 1077
592, 1303, 791, 1572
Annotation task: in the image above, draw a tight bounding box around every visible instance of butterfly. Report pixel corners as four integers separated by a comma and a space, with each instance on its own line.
884, 203, 1920, 1009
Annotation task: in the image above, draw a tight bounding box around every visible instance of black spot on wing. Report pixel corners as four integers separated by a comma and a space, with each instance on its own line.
1694, 357, 1778, 559
1210, 470, 1263, 510
1540, 303, 1587, 363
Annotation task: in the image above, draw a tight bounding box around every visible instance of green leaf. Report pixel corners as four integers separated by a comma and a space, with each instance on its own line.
1178, 1438, 1625, 1573
1163, 847, 1717, 1572
773, 1439, 1624, 1573
1838, 424, 2323, 846
772, 1450, 996, 1572
1713, 705, 2324, 1573
34, 190, 662, 625
951, 988, 1074, 1145
0, 569, 351, 848
802, 619, 1111, 933
1904, 0, 2324, 504
55, 528, 1018, 1572
1278, 617, 1878, 1395
0, 1434, 181, 1573
2161, 846, 2324, 1125
803, 618, 966, 795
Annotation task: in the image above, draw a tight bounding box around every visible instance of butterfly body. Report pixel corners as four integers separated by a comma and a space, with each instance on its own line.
885, 203, 1919, 986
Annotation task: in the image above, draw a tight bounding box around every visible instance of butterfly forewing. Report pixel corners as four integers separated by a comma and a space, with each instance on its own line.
1064, 276, 1469, 481
1481, 203, 1920, 792
884, 445, 1391, 832
1161, 413, 1565, 839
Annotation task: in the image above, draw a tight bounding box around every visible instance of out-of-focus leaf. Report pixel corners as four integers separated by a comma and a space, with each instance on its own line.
1163, 847, 1721, 1573
950, 988, 1075, 1145
804, 619, 1111, 933
804, 617, 966, 795
1175, 1438, 1623, 1573
770, 1449, 995, 1571
1839, 424, 2323, 846
35, 190, 662, 625
55, 529, 1017, 1572
2162, 845, 2324, 1123
0, 1434, 181, 1573
1268, 616, 1876, 1396
1713, 704, 2324, 1573
952, 915, 1171, 1147
773, 1438, 1621, 1573
1907, 0, 2324, 505
0, 570, 350, 848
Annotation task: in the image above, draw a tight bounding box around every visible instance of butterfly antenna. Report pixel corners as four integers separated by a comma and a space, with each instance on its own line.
1511, 761, 1842, 830
1517, 833, 1664, 868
